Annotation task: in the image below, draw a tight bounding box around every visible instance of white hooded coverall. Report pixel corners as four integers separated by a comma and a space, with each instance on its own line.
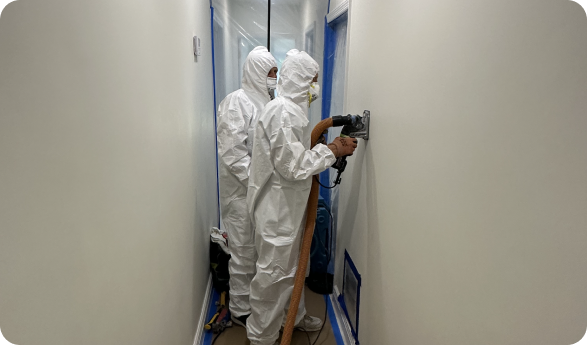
246, 50, 336, 345
217, 46, 277, 318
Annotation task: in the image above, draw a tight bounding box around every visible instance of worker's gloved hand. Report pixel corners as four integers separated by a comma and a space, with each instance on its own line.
327, 137, 358, 157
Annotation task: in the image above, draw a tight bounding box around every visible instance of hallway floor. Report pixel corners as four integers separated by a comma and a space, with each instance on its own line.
209, 286, 338, 345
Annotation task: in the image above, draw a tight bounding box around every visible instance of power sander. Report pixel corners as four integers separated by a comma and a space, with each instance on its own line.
323, 110, 370, 186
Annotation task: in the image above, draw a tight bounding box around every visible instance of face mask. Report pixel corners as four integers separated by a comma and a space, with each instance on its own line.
308, 82, 320, 107
267, 77, 277, 100
267, 77, 277, 92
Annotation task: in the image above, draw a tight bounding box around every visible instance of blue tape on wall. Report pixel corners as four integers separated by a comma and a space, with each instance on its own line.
338, 250, 361, 344
210, 6, 221, 228
319, 16, 337, 204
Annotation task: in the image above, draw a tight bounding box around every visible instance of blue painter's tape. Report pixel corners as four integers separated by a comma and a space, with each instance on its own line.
340, 250, 361, 344
210, 6, 221, 228
319, 15, 337, 204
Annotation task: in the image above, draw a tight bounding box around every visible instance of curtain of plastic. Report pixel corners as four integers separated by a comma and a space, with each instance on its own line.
211, 0, 331, 231
270, 0, 329, 127
327, 16, 348, 274
211, 0, 268, 230
212, 0, 329, 230
211, 0, 268, 113
211, 0, 329, 126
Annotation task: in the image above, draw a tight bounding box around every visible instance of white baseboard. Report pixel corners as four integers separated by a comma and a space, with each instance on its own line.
331, 285, 355, 345
193, 273, 213, 345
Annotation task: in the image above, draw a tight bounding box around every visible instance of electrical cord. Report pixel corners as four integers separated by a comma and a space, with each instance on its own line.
210, 327, 226, 345
313, 175, 339, 189
296, 267, 330, 345
309, 207, 334, 345
295, 301, 328, 345
312, 305, 329, 345
296, 327, 313, 344
326, 208, 334, 269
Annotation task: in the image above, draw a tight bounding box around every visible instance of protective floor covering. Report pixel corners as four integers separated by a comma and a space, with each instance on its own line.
209, 286, 337, 345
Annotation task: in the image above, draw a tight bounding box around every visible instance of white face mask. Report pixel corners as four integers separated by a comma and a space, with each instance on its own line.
267, 77, 277, 92
267, 77, 277, 100
308, 82, 320, 107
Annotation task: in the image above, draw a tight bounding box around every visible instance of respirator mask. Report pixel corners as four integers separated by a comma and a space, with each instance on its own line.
267, 77, 277, 100
308, 82, 320, 107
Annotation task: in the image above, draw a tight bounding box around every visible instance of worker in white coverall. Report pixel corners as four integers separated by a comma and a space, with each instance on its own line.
216, 46, 278, 327
246, 49, 357, 345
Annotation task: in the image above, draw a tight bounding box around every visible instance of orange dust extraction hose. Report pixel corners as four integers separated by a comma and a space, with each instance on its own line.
281, 117, 334, 345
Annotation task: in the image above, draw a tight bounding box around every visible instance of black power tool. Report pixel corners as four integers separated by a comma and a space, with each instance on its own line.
328, 110, 370, 186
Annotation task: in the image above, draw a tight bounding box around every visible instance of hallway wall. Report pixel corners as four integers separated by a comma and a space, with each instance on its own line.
0, 0, 217, 344
336, 0, 587, 344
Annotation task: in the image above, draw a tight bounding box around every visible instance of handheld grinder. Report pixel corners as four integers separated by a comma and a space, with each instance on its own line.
329, 110, 370, 185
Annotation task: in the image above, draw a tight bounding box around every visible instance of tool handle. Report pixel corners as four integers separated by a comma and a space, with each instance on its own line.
219, 291, 226, 307
216, 307, 229, 324
205, 312, 220, 330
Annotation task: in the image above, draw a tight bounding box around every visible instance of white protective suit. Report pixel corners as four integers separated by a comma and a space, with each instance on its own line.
217, 46, 277, 318
246, 50, 336, 345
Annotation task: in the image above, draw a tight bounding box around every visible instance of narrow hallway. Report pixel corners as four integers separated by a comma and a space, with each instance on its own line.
1, 0, 587, 345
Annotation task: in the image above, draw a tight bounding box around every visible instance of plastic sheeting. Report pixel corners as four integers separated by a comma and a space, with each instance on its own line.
211, 0, 333, 253
211, 0, 329, 126
326, 15, 348, 274
212, 0, 268, 230
211, 0, 268, 113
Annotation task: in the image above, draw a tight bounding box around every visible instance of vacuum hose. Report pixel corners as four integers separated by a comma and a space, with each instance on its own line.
281, 118, 334, 345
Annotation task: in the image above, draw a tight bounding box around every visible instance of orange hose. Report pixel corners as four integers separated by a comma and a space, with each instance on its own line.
281, 118, 334, 345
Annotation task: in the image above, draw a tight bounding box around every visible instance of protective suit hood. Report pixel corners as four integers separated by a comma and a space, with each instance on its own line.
242, 46, 277, 112
276, 49, 319, 106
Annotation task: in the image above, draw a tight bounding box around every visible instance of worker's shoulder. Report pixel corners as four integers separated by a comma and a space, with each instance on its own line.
260, 98, 307, 127
219, 89, 254, 110
259, 98, 286, 120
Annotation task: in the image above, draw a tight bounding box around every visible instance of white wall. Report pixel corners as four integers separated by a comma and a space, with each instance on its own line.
336, 0, 587, 344
0, 0, 218, 344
